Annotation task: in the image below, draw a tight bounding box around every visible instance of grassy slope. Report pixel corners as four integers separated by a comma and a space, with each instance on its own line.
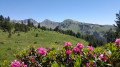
0, 29, 88, 64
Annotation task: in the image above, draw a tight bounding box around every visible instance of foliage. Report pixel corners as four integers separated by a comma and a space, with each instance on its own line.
4, 39, 120, 67
114, 11, 120, 37
0, 28, 88, 64
104, 28, 116, 43
38, 23, 41, 28
105, 11, 120, 43
53, 26, 104, 47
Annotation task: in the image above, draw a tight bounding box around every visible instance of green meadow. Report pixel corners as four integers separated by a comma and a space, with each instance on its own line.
0, 29, 88, 64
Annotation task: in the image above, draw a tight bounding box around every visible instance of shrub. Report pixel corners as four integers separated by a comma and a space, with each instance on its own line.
5, 39, 120, 67
35, 33, 38, 37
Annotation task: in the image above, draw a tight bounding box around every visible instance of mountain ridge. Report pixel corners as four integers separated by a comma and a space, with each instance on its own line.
10, 18, 114, 41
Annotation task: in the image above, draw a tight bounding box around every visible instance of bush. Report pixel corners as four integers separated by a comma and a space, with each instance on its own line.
35, 33, 38, 37
3, 39, 120, 67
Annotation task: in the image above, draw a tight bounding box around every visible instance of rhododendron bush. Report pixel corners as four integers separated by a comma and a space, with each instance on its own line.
1, 39, 120, 67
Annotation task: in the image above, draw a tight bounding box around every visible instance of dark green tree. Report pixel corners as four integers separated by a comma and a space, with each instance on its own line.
38, 23, 41, 28
40, 26, 46, 30
114, 11, 120, 37
7, 16, 10, 21
27, 19, 34, 27
104, 28, 116, 43
54, 26, 61, 32
76, 32, 81, 38
0, 15, 4, 21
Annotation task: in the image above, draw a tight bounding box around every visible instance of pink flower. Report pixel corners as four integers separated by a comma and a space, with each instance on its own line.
24, 65, 27, 67
80, 52, 83, 56
77, 43, 84, 49
11, 60, 20, 67
103, 51, 106, 55
11, 60, 27, 67
64, 42, 72, 47
65, 50, 71, 54
99, 54, 107, 62
21, 62, 25, 66
115, 39, 120, 45
87, 46, 93, 52
93, 54, 96, 57
86, 62, 95, 67
99, 54, 104, 61
37, 47, 47, 57
48, 47, 52, 52
74, 47, 80, 53
21, 62, 27, 67
86, 63, 90, 67
115, 39, 120, 47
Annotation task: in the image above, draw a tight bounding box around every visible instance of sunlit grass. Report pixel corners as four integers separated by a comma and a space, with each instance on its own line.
0, 29, 88, 64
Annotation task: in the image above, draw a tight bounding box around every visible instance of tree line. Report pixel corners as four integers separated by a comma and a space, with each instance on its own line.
39, 25, 104, 47
104, 11, 120, 43
0, 15, 104, 47
0, 15, 33, 38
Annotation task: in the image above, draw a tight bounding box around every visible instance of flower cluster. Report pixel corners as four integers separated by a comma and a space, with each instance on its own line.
64, 42, 72, 54
11, 60, 27, 67
10, 39, 120, 67
74, 43, 84, 53
48, 47, 52, 52
37, 47, 47, 57
64, 42, 72, 47
86, 62, 95, 67
115, 39, 120, 47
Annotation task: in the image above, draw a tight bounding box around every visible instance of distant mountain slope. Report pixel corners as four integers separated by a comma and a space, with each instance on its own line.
11, 18, 38, 26
40, 19, 60, 29
41, 19, 114, 41
11, 19, 114, 41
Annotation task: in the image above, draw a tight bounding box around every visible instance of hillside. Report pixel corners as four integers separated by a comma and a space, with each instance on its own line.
41, 19, 114, 41
0, 29, 88, 64
11, 19, 114, 41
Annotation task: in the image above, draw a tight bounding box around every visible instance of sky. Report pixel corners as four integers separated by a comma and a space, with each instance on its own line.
0, 0, 120, 25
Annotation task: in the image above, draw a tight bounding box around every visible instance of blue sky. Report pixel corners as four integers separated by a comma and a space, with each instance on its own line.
0, 0, 119, 25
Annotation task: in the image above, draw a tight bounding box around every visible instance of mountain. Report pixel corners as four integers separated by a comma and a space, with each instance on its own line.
40, 19, 114, 41
11, 19, 114, 41
40, 19, 60, 29
11, 18, 38, 26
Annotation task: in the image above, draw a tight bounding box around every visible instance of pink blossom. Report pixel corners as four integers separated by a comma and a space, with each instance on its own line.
65, 50, 71, 54
115, 39, 120, 45
87, 46, 93, 52
86, 63, 90, 67
48, 47, 52, 52
21, 62, 25, 66
93, 54, 96, 57
115, 39, 120, 47
24, 65, 27, 67
80, 52, 83, 56
74, 47, 80, 53
37, 47, 47, 57
99, 54, 107, 62
11, 60, 27, 67
99, 54, 104, 61
103, 51, 106, 55
86, 62, 95, 67
11, 60, 20, 67
21, 62, 27, 67
64, 42, 72, 47
77, 43, 84, 49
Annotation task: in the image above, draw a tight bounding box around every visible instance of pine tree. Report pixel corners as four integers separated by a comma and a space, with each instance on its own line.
38, 23, 40, 28
0, 15, 4, 21
114, 11, 120, 37
7, 16, 10, 21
